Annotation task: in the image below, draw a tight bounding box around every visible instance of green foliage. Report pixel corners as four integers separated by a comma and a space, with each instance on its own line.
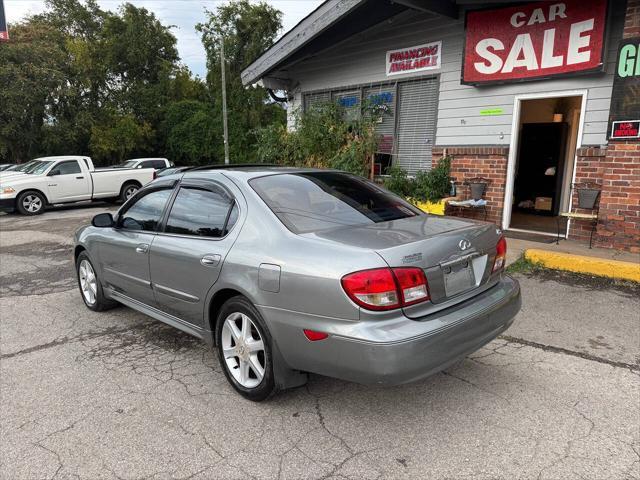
164, 101, 221, 165
255, 102, 380, 176
197, 0, 286, 163
89, 114, 153, 163
383, 157, 452, 202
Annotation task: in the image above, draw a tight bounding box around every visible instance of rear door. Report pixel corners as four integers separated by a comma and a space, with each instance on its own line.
46, 160, 92, 202
149, 176, 242, 327
100, 184, 175, 306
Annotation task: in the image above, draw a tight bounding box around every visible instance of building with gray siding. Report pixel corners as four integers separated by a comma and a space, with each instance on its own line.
243, 0, 639, 251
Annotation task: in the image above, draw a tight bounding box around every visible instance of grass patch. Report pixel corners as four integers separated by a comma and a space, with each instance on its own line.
506, 256, 544, 274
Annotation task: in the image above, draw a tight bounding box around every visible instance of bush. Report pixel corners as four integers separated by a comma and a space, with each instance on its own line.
383, 156, 451, 202
255, 101, 380, 176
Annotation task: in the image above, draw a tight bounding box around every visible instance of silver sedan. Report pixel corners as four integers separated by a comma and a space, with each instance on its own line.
74, 166, 521, 401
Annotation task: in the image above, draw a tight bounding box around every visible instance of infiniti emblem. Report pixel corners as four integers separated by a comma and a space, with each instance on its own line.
459, 239, 471, 251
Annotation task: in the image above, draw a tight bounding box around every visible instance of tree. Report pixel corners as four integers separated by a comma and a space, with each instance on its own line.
197, 0, 286, 163
89, 114, 153, 163
164, 100, 221, 165
0, 21, 68, 162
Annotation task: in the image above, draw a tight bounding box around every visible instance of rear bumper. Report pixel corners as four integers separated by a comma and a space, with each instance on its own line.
261, 275, 521, 385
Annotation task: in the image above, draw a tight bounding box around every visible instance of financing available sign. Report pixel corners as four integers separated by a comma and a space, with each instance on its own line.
386, 41, 441, 76
0, 0, 8, 41
462, 0, 609, 85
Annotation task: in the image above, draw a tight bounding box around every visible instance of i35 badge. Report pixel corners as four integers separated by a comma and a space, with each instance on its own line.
459, 239, 472, 251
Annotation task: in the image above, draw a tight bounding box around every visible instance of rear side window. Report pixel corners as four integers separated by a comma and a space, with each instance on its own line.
120, 189, 173, 232
165, 186, 237, 238
250, 172, 420, 234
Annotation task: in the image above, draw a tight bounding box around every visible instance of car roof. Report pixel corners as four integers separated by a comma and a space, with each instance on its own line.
182, 164, 333, 181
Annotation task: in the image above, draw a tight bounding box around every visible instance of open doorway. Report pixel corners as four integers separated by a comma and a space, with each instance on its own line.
506, 94, 584, 236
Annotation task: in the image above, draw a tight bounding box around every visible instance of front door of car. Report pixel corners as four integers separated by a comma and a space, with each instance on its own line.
46, 160, 92, 202
100, 186, 174, 306
149, 178, 242, 327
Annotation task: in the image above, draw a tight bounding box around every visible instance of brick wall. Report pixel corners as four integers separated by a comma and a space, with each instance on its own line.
624, 0, 640, 38
595, 142, 640, 252
432, 146, 509, 226
568, 147, 607, 243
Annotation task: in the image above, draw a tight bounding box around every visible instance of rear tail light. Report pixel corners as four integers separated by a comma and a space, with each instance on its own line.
341, 267, 429, 311
153, 170, 158, 180
492, 236, 507, 272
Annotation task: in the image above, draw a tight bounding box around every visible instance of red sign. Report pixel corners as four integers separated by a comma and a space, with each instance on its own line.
611, 121, 640, 139
462, 0, 608, 85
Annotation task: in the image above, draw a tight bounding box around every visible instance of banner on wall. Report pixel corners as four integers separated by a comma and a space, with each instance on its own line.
462, 0, 609, 85
386, 41, 441, 76
0, 0, 8, 41
609, 37, 640, 139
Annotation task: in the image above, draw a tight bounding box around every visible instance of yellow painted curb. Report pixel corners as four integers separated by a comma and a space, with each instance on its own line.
524, 249, 640, 282
411, 199, 446, 215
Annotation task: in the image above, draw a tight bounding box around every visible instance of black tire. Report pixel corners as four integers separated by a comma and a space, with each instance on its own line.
76, 251, 117, 311
119, 182, 140, 203
16, 190, 46, 215
216, 296, 275, 401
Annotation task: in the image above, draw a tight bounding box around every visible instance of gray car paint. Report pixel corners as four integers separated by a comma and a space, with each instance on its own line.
74, 167, 521, 389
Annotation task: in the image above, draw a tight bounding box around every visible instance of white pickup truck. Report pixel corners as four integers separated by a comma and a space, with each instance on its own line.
0, 156, 155, 215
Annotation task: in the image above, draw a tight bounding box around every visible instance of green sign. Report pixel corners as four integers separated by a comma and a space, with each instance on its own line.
480, 108, 503, 116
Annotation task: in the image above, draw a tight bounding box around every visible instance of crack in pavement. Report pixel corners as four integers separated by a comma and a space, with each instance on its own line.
0, 323, 152, 360
498, 335, 640, 372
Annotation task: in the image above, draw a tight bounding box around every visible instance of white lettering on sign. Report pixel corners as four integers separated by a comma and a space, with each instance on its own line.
463, 0, 607, 85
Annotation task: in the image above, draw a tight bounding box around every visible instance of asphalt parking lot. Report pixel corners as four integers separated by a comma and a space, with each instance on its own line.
1, 206, 639, 480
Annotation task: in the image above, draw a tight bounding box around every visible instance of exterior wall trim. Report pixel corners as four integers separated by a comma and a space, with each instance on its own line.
502, 89, 589, 234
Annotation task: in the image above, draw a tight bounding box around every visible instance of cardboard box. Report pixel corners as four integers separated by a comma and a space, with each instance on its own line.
535, 197, 553, 211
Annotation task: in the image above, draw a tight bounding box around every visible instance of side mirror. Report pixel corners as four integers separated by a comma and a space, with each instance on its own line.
49, 169, 60, 176
92, 212, 114, 228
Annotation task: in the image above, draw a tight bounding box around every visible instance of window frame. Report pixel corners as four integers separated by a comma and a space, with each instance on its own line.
115, 181, 178, 233
156, 178, 239, 241
48, 160, 82, 176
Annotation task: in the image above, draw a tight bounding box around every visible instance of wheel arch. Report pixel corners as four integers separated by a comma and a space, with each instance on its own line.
74, 245, 86, 264
207, 287, 246, 346
16, 188, 50, 205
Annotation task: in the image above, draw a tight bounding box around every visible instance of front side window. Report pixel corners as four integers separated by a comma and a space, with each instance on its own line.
53, 161, 81, 175
165, 186, 236, 238
121, 160, 137, 168
119, 189, 173, 232
250, 172, 420, 234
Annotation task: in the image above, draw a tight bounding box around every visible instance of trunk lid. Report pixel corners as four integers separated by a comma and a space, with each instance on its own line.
308, 215, 501, 317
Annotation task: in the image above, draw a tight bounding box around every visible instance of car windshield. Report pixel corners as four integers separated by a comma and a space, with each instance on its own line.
119, 160, 138, 168
25, 161, 54, 174
250, 172, 421, 234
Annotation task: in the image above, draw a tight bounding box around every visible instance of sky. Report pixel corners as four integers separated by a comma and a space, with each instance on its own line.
4, 0, 323, 77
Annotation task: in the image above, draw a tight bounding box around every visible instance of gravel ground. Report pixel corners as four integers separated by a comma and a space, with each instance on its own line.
1, 206, 638, 480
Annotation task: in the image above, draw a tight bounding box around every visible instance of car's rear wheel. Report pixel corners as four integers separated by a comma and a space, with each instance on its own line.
119, 182, 140, 203
76, 252, 116, 311
216, 296, 275, 401
16, 191, 46, 215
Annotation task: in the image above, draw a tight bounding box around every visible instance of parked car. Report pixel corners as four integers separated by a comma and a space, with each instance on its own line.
156, 166, 190, 178
74, 166, 521, 401
0, 160, 40, 179
116, 158, 173, 170
0, 156, 156, 215
0, 164, 15, 171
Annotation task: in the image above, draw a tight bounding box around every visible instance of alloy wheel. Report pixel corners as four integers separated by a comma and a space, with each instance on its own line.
124, 186, 138, 199
221, 312, 266, 388
22, 194, 42, 213
79, 259, 97, 305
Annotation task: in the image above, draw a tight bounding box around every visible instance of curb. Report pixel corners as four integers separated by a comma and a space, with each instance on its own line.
524, 249, 640, 282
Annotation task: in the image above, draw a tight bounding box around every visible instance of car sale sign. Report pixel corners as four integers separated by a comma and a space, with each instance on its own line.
462, 0, 608, 85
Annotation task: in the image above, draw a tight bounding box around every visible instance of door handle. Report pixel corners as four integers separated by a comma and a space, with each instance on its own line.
76, 176, 84, 179
201, 254, 221, 266
136, 244, 149, 254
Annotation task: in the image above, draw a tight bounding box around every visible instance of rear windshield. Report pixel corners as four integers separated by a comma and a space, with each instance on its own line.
250, 172, 421, 234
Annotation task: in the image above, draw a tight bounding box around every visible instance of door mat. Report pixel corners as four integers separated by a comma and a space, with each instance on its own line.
504, 230, 558, 244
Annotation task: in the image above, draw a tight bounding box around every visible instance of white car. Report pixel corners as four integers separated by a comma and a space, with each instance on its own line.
0, 156, 156, 215
117, 158, 173, 170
